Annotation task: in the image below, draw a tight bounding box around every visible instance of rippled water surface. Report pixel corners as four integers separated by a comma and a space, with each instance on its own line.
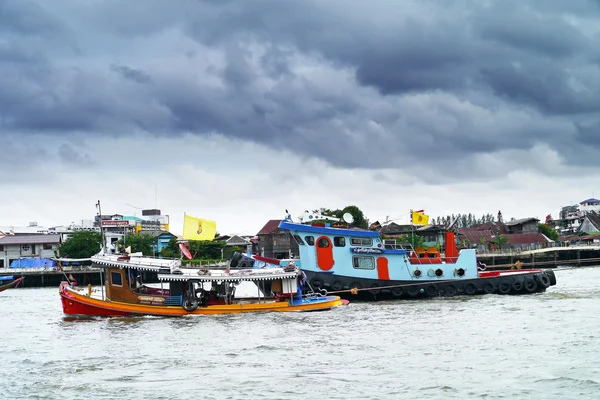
2, 268, 600, 399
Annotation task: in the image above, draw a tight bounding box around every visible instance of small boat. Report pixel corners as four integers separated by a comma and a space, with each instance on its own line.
59, 251, 344, 317
0, 276, 24, 293
272, 211, 557, 300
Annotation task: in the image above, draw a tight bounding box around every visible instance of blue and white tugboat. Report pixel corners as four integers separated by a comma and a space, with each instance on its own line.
272, 211, 557, 301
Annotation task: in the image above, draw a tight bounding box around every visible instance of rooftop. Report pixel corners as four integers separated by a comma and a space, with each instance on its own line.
0, 234, 61, 245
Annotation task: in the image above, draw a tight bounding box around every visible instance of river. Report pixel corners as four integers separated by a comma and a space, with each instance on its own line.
1, 267, 600, 399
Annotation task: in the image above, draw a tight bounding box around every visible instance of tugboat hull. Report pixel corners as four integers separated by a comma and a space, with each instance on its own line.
303, 269, 556, 301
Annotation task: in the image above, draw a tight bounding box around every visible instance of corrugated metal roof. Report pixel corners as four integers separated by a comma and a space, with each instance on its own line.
256, 220, 283, 235
0, 234, 61, 245
580, 198, 600, 204
505, 217, 539, 226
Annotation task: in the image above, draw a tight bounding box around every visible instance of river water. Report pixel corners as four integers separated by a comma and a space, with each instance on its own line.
1, 267, 600, 399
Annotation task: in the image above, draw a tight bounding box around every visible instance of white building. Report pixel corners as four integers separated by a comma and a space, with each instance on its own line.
0, 234, 62, 269
579, 198, 600, 215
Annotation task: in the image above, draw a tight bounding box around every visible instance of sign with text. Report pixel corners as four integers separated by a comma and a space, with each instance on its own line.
351, 247, 384, 254
101, 220, 132, 227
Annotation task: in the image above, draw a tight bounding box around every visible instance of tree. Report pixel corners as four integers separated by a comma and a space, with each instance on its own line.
320, 205, 369, 229
538, 223, 559, 241
187, 240, 226, 259
60, 231, 103, 258
119, 233, 157, 256
161, 237, 180, 258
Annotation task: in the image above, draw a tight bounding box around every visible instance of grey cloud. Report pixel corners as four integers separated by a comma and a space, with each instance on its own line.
1, 0, 600, 180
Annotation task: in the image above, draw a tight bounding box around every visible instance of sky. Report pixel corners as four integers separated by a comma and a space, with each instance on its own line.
1, 0, 600, 236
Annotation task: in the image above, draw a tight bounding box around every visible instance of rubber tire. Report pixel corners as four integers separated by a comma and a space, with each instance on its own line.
182, 296, 199, 312
406, 286, 420, 297
498, 280, 512, 295
444, 284, 458, 297
524, 277, 538, 293
512, 280, 523, 292
331, 281, 343, 291
230, 252, 242, 268
425, 284, 438, 297
464, 282, 477, 296
369, 283, 381, 295
391, 287, 404, 297
482, 281, 495, 294
310, 278, 323, 289
536, 274, 551, 288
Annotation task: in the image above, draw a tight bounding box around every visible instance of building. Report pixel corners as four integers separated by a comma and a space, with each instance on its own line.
505, 217, 539, 234
0, 234, 62, 269
256, 220, 299, 259
579, 213, 600, 234
579, 198, 600, 215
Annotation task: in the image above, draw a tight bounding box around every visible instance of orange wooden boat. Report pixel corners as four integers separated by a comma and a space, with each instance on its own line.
59, 252, 345, 317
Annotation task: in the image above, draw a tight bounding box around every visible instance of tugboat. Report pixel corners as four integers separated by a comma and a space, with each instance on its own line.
274, 211, 557, 300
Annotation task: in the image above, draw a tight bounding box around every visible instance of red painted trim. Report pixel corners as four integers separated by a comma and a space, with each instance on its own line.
316, 236, 334, 271
60, 291, 133, 316
377, 257, 390, 280
252, 255, 281, 265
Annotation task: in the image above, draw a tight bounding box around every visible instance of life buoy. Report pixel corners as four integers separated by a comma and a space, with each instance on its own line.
182, 295, 199, 312
524, 277, 538, 293
536, 274, 550, 288
425, 284, 438, 297
498, 279, 511, 295
464, 282, 477, 295
391, 287, 404, 297
331, 281, 343, 291
413, 269, 422, 278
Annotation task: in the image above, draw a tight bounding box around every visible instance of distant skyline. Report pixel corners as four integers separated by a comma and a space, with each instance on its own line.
2, 0, 600, 235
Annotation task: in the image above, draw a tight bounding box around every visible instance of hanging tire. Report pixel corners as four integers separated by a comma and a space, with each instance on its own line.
331, 281, 343, 291
536, 274, 551, 288
406, 285, 420, 297
545, 270, 557, 286
524, 277, 538, 293
391, 287, 404, 297
182, 296, 199, 312
369, 283, 381, 295
444, 284, 458, 297
512, 280, 523, 292
425, 284, 438, 297
310, 278, 323, 289
481, 281, 495, 294
230, 252, 242, 268
498, 279, 512, 295
464, 282, 477, 296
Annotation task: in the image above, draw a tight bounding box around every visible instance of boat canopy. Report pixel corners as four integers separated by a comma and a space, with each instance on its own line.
91, 253, 181, 272
157, 270, 298, 283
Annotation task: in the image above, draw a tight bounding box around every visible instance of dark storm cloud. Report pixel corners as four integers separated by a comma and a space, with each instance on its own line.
1, 0, 600, 175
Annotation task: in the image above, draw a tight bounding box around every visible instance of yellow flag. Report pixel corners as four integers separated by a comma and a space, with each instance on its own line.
411, 211, 429, 226
182, 214, 217, 241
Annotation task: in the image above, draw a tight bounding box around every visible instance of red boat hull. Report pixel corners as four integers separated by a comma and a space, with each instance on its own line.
60, 290, 134, 317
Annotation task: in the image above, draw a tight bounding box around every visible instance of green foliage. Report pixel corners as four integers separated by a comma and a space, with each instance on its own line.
538, 223, 559, 241
119, 233, 157, 256
321, 205, 369, 229
60, 231, 103, 258
187, 240, 226, 259
161, 237, 180, 258
395, 234, 425, 249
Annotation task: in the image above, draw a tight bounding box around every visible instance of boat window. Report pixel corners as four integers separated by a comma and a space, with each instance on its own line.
334, 237, 346, 247
353, 256, 375, 270
111, 271, 123, 286
293, 234, 305, 245
305, 236, 315, 246
317, 237, 330, 248
350, 237, 373, 246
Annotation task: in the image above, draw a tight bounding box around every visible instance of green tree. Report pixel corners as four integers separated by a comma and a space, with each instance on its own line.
119, 233, 157, 256
187, 240, 227, 259
161, 237, 180, 258
538, 223, 559, 241
60, 231, 103, 258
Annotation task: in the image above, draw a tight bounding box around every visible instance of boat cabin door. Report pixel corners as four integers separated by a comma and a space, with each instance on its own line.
316, 236, 334, 271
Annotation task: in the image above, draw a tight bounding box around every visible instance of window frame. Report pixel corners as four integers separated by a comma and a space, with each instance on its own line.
350, 237, 373, 247
352, 256, 376, 270
293, 234, 305, 245
305, 236, 315, 246
111, 271, 123, 287
333, 237, 346, 247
